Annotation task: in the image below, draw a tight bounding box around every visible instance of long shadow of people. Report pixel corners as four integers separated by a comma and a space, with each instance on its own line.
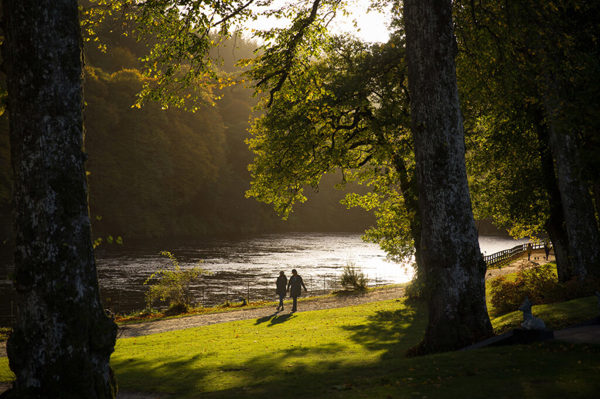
255, 312, 279, 325
268, 313, 295, 326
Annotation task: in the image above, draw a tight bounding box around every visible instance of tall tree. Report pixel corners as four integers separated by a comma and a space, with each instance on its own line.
246, 34, 424, 278
403, 0, 493, 353
454, 0, 600, 280
1, 1, 117, 397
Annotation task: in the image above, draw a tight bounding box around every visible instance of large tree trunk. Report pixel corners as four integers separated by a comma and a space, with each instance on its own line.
1, 1, 117, 397
534, 116, 573, 281
404, 0, 493, 353
543, 75, 600, 280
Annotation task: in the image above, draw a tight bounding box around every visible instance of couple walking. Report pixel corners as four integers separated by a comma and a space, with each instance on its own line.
276, 269, 307, 312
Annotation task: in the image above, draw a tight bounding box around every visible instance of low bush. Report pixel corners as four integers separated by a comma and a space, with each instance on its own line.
489, 263, 599, 316
340, 263, 368, 291
144, 251, 209, 312
405, 272, 425, 300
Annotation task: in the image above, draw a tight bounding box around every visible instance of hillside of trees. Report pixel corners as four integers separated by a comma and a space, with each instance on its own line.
0, 26, 373, 246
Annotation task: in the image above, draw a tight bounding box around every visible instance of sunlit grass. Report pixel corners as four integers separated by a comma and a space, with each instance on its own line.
111, 299, 423, 397
1, 293, 598, 398
112, 297, 599, 398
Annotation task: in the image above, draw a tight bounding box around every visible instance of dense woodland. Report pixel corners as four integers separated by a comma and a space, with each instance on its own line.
1, 0, 599, 396
0, 25, 372, 245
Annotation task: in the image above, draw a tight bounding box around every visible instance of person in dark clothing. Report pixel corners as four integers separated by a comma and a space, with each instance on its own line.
527, 243, 533, 261
287, 269, 307, 312
276, 271, 287, 311
544, 242, 550, 260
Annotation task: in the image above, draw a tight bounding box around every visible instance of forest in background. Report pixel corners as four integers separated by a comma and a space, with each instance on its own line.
0, 22, 374, 246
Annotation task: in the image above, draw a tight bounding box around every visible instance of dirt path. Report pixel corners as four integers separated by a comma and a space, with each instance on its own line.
118, 285, 406, 338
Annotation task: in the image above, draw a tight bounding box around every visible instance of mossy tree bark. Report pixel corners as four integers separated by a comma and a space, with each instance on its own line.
1, 1, 117, 397
403, 0, 493, 353
543, 76, 600, 280
534, 116, 573, 281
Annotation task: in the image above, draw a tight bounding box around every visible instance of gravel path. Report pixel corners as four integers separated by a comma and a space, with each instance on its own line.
118, 285, 406, 338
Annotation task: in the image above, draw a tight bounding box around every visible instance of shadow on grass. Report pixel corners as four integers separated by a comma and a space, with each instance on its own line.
254, 313, 278, 325
341, 298, 427, 358
113, 352, 213, 395
254, 312, 296, 326
268, 313, 295, 326
111, 299, 600, 399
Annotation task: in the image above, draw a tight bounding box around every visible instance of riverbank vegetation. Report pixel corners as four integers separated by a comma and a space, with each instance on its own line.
1, 295, 599, 398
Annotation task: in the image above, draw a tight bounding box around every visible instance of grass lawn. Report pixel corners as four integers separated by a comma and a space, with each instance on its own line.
2, 296, 599, 398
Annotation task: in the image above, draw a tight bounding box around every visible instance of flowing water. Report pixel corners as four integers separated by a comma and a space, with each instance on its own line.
0, 232, 526, 324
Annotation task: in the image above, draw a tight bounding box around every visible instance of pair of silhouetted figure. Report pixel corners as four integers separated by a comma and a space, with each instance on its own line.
276, 269, 307, 312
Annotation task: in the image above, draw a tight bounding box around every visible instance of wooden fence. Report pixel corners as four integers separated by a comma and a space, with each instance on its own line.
483, 242, 547, 268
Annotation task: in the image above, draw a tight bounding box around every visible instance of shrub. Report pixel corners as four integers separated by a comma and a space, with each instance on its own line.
405, 271, 425, 300
144, 251, 209, 313
489, 263, 599, 316
340, 263, 369, 291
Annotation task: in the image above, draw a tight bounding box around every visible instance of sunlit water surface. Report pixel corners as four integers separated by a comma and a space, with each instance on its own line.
0, 232, 527, 322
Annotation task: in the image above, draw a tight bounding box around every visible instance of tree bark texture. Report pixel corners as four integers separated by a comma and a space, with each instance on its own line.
1, 1, 117, 397
543, 75, 600, 280
534, 118, 573, 281
404, 0, 493, 353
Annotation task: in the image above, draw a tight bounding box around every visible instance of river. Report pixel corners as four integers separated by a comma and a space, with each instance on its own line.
0, 232, 526, 324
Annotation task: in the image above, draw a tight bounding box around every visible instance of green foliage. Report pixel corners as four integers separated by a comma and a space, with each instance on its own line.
84, 65, 229, 238
143, 251, 209, 312
343, 169, 415, 264
0, 11, 374, 240
247, 32, 419, 266
455, 0, 600, 237
81, 0, 258, 111
340, 263, 368, 291
0, 33, 372, 240
489, 264, 599, 316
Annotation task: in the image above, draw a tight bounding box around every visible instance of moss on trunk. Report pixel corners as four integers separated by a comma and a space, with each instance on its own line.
1, 1, 117, 397
404, 0, 494, 353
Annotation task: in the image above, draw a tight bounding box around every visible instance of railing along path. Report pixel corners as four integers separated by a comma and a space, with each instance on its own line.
483, 242, 546, 268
